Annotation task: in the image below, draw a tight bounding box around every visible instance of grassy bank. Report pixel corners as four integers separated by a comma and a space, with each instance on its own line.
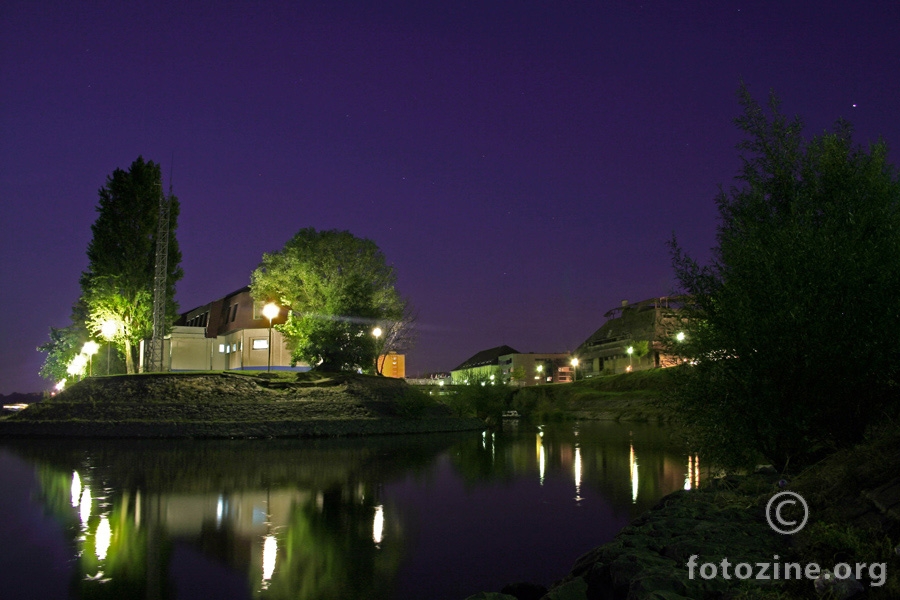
508, 368, 675, 422
0, 371, 484, 438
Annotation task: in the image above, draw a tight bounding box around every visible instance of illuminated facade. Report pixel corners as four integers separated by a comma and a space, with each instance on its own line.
144, 286, 306, 372
575, 296, 686, 376
377, 352, 406, 378
450, 345, 573, 386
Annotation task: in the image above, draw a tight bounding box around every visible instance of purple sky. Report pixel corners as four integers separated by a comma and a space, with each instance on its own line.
3, 1, 900, 394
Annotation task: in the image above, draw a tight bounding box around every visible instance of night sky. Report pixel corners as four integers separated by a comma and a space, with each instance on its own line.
3, 1, 899, 395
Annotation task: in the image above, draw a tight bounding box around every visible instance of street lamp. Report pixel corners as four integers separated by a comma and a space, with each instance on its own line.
627, 346, 634, 371
372, 327, 383, 374
262, 303, 280, 372
82, 341, 100, 377
676, 331, 686, 342
100, 319, 118, 375
67, 354, 88, 381
571, 357, 579, 383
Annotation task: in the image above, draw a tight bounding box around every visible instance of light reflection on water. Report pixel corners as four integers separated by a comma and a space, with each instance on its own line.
0, 422, 700, 600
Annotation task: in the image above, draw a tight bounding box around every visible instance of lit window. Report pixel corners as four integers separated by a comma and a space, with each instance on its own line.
219, 344, 226, 353
252, 339, 268, 350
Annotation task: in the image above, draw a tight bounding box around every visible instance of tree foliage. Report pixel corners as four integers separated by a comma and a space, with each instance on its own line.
80, 157, 183, 374
250, 228, 408, 372
669, 87, 900, 471
38, 156, 182, 381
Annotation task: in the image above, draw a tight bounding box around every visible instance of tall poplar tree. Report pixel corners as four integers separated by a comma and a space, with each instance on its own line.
81, 156, 183, 374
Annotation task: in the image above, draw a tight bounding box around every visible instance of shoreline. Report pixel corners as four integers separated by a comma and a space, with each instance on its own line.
0, 371, 485, 439
0, 415, 485, 438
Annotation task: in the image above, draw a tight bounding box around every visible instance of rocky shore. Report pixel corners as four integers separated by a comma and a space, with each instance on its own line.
0, 372, 484, 438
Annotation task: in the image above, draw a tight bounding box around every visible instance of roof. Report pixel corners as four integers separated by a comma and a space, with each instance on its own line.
452, 345, 520, 371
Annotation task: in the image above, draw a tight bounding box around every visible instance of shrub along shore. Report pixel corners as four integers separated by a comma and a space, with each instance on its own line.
0, 371, 484, 438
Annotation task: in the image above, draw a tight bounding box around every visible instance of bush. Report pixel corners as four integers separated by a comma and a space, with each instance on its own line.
669, 87, 900, 471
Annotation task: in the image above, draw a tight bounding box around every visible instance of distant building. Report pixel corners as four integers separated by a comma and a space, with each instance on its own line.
377, 352, 406, 378
141, 286, 307, 372
450, 345, 573, 386
575, 296, 686, 376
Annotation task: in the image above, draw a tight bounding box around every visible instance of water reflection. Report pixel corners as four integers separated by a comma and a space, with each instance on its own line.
1, 422, 700, 600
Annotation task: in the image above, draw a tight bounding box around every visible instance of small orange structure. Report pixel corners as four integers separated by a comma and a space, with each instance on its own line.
377, 352, 406, 378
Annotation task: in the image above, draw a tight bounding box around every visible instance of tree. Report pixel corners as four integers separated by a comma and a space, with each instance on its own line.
669, 87, 900, 471
250, 228, 408, 372
80, 156, 182, 374
372, 303, 417, 375
37, 323, 85, 383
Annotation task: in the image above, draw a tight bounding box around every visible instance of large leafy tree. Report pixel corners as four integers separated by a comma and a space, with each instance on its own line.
251, 228, 408, 372
80, 156, 182, 374
669, 88, 900, 471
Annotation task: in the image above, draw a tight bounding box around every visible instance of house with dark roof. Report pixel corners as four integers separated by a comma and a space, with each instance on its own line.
149, 286, 305, 372
450, 345, 574, 386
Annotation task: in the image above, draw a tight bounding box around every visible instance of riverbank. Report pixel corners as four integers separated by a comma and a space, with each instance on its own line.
466, 426, 900, 600
0, 371, 484, 438
509, 369, 675, 422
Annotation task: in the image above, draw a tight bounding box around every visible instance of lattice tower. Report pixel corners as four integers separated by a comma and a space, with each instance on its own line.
147, 181, 171, 372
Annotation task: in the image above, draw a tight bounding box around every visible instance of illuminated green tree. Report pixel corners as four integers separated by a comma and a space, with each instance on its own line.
80, 157, 182, 374
251, 228, 407, 372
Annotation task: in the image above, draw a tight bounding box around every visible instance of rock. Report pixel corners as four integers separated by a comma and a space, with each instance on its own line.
813, 570, 864, 599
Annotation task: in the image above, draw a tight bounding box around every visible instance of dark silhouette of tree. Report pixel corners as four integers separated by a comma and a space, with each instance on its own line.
669, 87, 900, 471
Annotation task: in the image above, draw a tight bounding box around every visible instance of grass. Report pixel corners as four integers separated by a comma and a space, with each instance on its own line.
510, 367, 676, 422
0, 371, 483, 438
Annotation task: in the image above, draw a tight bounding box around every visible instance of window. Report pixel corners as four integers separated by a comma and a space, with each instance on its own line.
252, 339, 268, 350
219, 344, 226, 353
231, 305, 238, 322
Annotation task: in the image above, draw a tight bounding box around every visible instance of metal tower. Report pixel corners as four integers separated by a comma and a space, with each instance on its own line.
147, 180, 172, 372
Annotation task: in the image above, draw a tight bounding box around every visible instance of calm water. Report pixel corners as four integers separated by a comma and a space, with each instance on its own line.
0, 422, 700, 600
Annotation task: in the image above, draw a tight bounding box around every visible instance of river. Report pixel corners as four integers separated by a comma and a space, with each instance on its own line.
0, 421, 700, 599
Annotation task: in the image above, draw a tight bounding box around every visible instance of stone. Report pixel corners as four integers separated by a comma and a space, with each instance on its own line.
813, 570, 864, 599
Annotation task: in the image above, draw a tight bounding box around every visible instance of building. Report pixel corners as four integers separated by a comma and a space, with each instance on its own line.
450, 345, 574, 386
575, 296, 686, 376
142, 286, 307, 372
377, 352, 406, 378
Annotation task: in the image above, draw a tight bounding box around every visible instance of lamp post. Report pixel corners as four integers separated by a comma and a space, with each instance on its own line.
100, 320, 118, 375
82, 341, 100, 377
262, 303, 280, 372
627, 346, 634, 371
372, 327, 382, 375
571, 357, 579, 383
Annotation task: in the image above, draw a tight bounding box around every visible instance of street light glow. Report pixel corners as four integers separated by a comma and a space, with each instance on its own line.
100, 319, 118, 340
262, 303, 279, 372
262, 303, 280, 321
